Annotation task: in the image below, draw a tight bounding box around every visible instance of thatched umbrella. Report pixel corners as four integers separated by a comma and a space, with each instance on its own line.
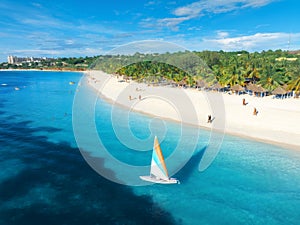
170, 80, 178, 87
196, 80, 208, 89
247, 84, 267, 97
283, 84, 290, 91
211, 83, 223, 92
249, 84, 259, 92
178, 80, 187, 87
246, 83, 252, 88
250, 85, 267, 97
272, 86, 287, 95
231, 84, 245, 93
255, 85, 266, 93
282, 84, 294, 97
246, 83, 256, 92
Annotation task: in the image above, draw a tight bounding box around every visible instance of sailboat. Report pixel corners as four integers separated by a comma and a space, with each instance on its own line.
140, 136, 180, 184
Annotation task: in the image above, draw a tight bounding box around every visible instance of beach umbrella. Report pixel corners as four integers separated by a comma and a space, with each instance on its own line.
247, 84, 258, 96
212, 83, 222, 89
283, 84, 290, 91
246, 83, 256, 92
255, 85, 267, 93
282, 84, 294, 97
231, 84, 245, 92
196, 80, 208, 88
247, 84, 266, 97
255, 85, 267, 97
211, 83, 223, 91
255, 85, 266, 93
178, 80, 187, 87
272, 86, 288, 98
272, 86, 287, 95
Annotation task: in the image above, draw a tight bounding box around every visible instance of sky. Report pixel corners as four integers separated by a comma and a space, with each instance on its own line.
0, 0, 300, 62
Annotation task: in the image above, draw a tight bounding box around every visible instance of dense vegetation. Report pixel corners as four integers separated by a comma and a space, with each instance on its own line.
1, 50, 300, 92
91, 50, 300, 92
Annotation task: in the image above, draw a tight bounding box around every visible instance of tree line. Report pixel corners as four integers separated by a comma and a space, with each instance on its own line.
90, 50, 300, 92
1, 49, 299, 92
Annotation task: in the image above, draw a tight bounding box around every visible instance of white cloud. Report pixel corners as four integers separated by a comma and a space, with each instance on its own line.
241, 0, 275, 8
65, 40, 75, 45
141, 14, 196, 31
187, 26, 202, 31
216, 31, 230, 38
152, 0, 276, 30
157, 16, 192, 31
31, 2, 42, 8
203, 32, 300, 51
173, 4, 202, 17
255, 24, 270, 29
145, 1, 157, 6
158, 31, 300, 53
173, 0, 275, 17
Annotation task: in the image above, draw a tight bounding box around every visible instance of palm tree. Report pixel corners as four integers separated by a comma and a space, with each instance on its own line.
246, 66, 261, 83
259, 63, 279, 91
219, 65, 245, 87
259, 76, 280, 91
289, 76, 300, 92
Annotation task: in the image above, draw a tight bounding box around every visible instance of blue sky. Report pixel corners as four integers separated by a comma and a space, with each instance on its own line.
0, 0, 300, 62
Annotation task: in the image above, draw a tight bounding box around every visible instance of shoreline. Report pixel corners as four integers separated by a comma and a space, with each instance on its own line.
85, 70, 300, 151
96, 85, 300, 151
0, 68, 85, 72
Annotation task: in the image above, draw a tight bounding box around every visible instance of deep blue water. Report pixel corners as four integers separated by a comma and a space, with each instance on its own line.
1, 71, 300, 225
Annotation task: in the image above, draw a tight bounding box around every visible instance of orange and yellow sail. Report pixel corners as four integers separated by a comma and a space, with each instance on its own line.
150, 136, 169, 180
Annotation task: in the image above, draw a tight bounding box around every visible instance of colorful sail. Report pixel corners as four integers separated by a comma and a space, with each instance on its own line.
150, 136, 169, 180
139, 136, 179, 184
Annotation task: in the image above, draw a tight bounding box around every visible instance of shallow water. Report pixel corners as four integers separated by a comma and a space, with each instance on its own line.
1, 71, 300, 225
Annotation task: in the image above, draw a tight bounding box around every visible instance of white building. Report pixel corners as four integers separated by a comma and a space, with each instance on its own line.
7, 56, 52, 64
7, 55, 17, 64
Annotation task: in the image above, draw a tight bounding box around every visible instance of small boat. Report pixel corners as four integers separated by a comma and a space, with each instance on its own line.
69, 81, 75, 85
14, 87, 20, 91
140, 136, 179, 184
1, 83, 7, 86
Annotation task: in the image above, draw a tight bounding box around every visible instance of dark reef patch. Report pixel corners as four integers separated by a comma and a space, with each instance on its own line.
0, 114, 179, 225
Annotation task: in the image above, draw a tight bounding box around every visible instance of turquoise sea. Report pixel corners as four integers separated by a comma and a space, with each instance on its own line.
1, 71, 300, 225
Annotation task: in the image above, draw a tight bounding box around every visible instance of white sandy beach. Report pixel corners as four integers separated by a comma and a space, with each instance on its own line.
86, 70, 300, 150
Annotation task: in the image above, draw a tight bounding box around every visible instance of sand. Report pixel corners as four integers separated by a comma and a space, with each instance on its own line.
85, 70, 300, 150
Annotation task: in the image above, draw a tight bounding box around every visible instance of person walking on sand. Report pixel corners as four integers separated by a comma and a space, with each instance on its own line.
253, 107, 258, 116
129, 95, 132, 101
207, 115, 212, 123
242, 98, 247, 106
139, 95, 141, 100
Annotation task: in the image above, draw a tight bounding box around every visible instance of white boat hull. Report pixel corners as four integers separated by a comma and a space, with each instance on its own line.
140, 176, 179, 184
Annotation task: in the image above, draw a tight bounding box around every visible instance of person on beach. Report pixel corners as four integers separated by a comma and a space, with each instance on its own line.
129, 95, 132, 101
242, 98, 247, 105
139, 95, 141, 100
253, 107, 258, 115
207, 115, 212, 123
